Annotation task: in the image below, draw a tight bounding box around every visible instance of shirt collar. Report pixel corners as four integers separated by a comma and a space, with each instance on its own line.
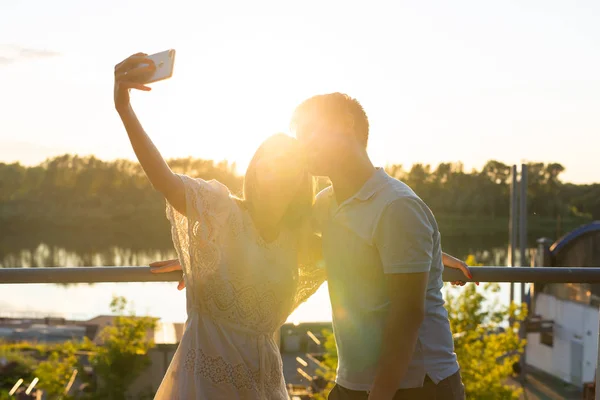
355, 168, 388, 201
330, 168, 388, 205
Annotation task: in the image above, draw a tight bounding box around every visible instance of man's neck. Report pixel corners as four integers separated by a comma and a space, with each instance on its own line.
329, 153, 377, 205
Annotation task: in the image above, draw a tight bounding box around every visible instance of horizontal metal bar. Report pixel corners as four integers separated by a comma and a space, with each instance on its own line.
0, 267, 182, 284
444, 266, 600, 283
1, 266, 600, 284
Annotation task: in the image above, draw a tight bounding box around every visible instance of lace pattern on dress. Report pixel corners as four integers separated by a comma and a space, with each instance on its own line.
165, 175, 231, 303
292, 259, 327, 313
182, 348, 285, 395
291, 229, 327, 313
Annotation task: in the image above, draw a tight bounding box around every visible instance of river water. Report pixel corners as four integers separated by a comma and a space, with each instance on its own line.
0, 240, 527, 324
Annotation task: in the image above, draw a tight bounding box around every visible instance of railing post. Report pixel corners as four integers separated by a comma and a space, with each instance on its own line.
509, 165, 518, 304
518, 164, 529, 382
530, 238, 553, 320
533, 238, 553, 298
535, 238, 553, 267
597, 310, 600, 400
519, 163, 528, 298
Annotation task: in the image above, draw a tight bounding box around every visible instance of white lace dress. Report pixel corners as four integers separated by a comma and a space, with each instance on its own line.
154, 175, 325, 400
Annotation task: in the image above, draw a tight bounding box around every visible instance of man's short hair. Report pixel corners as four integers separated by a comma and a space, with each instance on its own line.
291, 92, 369, 148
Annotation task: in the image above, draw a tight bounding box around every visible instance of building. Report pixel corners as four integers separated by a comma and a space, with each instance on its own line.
527, 222, 600, 390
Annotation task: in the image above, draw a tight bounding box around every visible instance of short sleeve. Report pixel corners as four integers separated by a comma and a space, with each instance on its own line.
374, 198, 434, 274
165, 174, 232, 285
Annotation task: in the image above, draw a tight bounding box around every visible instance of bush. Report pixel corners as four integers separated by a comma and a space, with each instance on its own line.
87, 296, 157, 400
446, 257, 527, 399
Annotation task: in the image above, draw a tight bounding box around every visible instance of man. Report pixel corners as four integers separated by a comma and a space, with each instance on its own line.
290, 93, 465, 400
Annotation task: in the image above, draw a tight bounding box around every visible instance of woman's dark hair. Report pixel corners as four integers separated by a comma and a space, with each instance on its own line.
241, 133, 314, 230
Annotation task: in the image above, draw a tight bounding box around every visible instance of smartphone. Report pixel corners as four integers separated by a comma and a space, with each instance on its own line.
140, 49, 176, 84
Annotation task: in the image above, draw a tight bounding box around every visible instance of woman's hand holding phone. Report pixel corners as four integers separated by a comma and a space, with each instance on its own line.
113, 52, 156, 112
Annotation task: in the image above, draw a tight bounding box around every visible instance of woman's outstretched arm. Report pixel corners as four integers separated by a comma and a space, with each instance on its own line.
442, 252, 478, 285
114, 52, 185, 214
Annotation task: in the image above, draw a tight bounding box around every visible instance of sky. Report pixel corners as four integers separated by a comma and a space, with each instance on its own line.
1, 0, 599, 183
0, 0, 597, 324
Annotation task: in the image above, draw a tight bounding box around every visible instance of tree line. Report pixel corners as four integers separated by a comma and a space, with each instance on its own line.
1, 155, 598, 248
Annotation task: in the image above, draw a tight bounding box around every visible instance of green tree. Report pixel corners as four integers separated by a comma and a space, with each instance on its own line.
446, 285, 526, 399
35, 341, 82, 400
2, 156, 599, 266
446, 255, 527, 399
88, 296, 157, 400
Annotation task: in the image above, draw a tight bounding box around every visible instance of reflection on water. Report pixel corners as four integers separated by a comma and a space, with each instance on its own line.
0, 242, 183, 322
1, 233, 514, 269
0, 242, 176, 268
0, 237, 525, 323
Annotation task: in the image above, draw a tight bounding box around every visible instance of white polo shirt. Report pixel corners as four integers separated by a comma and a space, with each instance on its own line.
313, 168, 459, 391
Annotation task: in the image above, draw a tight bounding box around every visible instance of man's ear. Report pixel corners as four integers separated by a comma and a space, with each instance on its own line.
343, 111, 356, 131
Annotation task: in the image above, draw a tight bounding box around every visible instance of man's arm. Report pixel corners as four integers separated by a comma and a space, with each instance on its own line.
368, 272, 428, 399
368, 198, 434, 400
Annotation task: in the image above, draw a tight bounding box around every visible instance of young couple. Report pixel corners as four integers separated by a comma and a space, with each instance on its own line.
114, 53, 470, 399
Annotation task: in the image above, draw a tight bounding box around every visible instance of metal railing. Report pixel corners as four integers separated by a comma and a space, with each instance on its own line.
2, 265, 600, 399
2, 265, 600, 284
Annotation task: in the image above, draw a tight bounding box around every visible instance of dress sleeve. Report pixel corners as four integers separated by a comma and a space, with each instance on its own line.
165, 174, 232, 284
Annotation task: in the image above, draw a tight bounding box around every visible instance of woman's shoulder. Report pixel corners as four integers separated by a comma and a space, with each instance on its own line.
179, 175, 230, 194
176, 175, 231, 201
174, 175, 243, 224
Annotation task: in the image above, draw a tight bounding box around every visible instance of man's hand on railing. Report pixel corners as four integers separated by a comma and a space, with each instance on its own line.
150, 259, 185, 290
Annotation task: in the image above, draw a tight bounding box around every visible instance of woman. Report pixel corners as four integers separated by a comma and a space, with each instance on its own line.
114, 52, 472, 399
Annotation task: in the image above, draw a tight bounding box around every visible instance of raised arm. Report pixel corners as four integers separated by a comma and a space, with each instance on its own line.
113, 53, 185, 214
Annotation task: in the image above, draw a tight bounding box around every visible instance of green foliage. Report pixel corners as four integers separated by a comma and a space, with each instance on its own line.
88, 296, 157, 400
385, 160, 598, 223
0, 296, 156, 400
310, 329, 338, 399
0, 340, 95, 400
35, 341, 82, 399
0, 156, 597, 256
0, 155, 242, 261
0, 342, 37, 393
446, 256, 527, 399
